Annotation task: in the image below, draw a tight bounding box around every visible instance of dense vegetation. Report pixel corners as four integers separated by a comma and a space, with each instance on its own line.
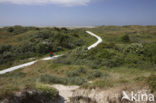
0, 26, 93, 70
89, 25, 156, 68
53, 25, 156, 90
54, 41, 156, 69
0, 25, 156, 100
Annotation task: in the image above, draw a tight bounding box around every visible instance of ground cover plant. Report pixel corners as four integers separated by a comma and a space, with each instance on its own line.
0, 26, 156, 100
0, 26, 96, 70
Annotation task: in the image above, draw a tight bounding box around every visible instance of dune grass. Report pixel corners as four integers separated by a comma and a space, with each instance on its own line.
0, 25, 156, 98
0, 27, 96, 70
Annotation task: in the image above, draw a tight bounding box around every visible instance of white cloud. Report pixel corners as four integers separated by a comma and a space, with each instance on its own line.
0, 0, 91, 6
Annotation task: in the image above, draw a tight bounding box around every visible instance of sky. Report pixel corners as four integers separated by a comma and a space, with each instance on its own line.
0, 0, 156, 26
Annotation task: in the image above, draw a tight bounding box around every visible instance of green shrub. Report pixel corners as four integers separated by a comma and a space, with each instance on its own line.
143, 43, 156, 63
54, 44, 124, 68
35, 84, 59, 100
53, 47, 88, 65
0, 45, 12, 54
87, 70, 102, 79
124, 54, 142, 67
66, 70, 80, 77
7, 27, 14, 33
101, 52, 124, 68
66, 67, 87, 77
39, 74, 64, 84
121, 34, 130, 42
123, 43, 143, 54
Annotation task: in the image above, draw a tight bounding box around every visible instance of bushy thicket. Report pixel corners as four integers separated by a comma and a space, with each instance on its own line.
35, 84, 59, 100
121, 34, 130, 43
0, 26, 84, 66
4, 25, 36, 35
54, 42, 156, 69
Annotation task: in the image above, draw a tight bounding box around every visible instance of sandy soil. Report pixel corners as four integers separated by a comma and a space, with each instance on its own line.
53, 84, 80, 103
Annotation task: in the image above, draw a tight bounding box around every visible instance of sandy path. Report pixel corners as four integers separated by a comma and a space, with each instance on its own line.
86, 31, 102, 50
0, 55, 62, 74
0, 31, 103, 102
52, 31, 102, 103
52, 84, 79, 103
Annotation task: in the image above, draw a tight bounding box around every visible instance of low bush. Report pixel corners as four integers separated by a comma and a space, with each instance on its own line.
143, 43, 156, 64
39, 74, 64, 84
66, 67, 87, 77
123, 43, 144, 54
124, 54, 142, 67
87, 70, 102, 79
6, 25, 28, 34
121, 34, 130, 43
35, 84, 59, 100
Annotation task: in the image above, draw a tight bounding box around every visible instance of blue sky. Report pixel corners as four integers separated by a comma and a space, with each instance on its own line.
0, 0, 156, 26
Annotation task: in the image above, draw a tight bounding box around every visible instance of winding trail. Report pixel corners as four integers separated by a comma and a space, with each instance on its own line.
0, 31, 103, 103
52, 31, 102, 103
52, 84, 79, 103
0, 55, 63, 74
86, 31, 102, 50
0, 31, 102, 75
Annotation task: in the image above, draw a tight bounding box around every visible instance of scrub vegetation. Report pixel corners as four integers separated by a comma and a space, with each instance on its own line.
0, 26, 96, 70
54, 25, 156, 90
0, 25, 156, 100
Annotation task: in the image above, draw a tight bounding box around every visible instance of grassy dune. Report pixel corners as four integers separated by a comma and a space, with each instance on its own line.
0, 25, 156, 99
0, 26, 96, 70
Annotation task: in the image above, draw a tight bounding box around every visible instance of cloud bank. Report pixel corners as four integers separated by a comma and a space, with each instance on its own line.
0, 0, 91, 6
